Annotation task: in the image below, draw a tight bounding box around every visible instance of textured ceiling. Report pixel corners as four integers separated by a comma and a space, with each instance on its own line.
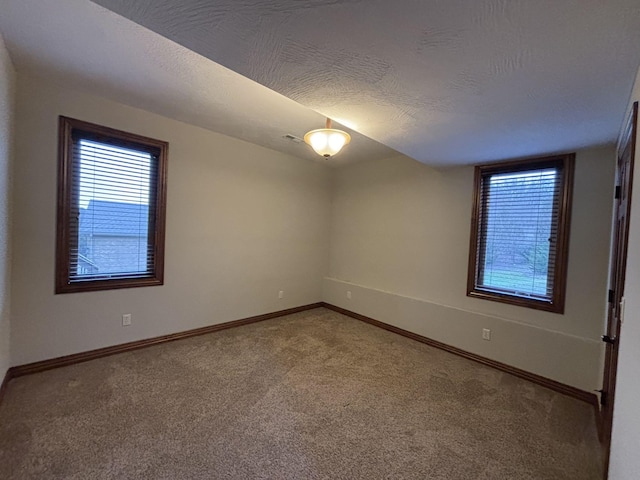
89, 0, 640, 166
0, 0, 396, 166
2, 1, 640, 166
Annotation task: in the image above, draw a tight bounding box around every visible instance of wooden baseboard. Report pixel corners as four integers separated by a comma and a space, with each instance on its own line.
322, 302, 600, 407
0, 368, 12, 404
9, 303, 323, 379
3, 302, 601, 418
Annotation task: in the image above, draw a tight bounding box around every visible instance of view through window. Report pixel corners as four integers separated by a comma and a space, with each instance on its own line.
467, 154, 574, 313
479, 169, 556, 297
56, 117, 168, 293
76, 140, 152, 279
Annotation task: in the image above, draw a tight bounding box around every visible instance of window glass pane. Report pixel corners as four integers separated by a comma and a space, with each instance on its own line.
56, 116, 167, 294
479, 169, 556, 299
74, 139, 152, 280
467, 154, 573, 313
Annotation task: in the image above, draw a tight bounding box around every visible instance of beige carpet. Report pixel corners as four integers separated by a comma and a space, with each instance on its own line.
0, 308, 601, 479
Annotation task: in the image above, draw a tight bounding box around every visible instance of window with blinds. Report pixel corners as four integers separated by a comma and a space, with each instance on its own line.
56, 117, 168, 293
467, 154, 574, 313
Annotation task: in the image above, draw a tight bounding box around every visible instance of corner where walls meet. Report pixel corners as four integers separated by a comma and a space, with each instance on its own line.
7, 70, 615, 395
325, 151, 615, 392
0, 34, 15, 385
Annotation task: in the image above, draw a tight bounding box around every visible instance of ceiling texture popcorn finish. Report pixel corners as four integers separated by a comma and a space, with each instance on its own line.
0, 0, 396, 165
2, 0, 640, 166
89, 0, 640, 165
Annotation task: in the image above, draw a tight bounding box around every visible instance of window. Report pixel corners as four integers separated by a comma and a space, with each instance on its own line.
467, 154, 574, 313
56, 117, 168, 293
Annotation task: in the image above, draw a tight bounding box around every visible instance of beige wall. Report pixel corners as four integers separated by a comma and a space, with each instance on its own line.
610, 66, 640, 480
0, 35, 14, 379
6, 66, 617, 396
10, 74, 331, 365
325, 149, 615, 391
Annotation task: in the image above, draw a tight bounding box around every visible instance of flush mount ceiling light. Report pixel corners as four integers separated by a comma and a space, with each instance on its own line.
304, 118, 351, 158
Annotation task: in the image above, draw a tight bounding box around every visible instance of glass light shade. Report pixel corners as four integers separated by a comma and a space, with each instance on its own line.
304, 128, 351, 158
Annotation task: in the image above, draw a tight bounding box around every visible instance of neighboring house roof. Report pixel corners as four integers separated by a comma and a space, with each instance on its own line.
79, 200, 149, 237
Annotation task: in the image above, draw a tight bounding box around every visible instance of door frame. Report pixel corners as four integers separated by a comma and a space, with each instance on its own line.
601, 101, 638, 478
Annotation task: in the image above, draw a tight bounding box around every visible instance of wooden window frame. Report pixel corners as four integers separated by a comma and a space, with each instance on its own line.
55, 116, 168, 294
466, 153, 575, 313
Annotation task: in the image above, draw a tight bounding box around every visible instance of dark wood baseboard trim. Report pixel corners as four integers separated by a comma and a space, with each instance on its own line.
322, 302, 600, 407
9, 303, 323, 379
0, 368, 12, 404
4, 302, 601, 418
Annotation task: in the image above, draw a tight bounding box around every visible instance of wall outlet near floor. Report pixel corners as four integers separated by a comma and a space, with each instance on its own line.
122, 314, 132, 326
482, 328, 491, 341
278, 290, 284, 299
347, 291, 352, 299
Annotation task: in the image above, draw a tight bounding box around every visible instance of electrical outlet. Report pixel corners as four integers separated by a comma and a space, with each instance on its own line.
122, 314, 132, 326
278, 290, 284, 299
347, 291, 352, 299
482, 328, 491, 341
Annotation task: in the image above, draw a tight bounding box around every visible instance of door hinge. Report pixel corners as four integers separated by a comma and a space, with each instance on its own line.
602, 335, 616, 345
615, 185, 621, 199
608, 289, 615, 303
596, 389, 608, 406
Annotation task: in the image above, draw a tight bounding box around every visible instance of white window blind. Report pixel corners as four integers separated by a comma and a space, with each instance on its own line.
475, 167, 563, 301
69, 135, 158, 282
57, 116, 167, 294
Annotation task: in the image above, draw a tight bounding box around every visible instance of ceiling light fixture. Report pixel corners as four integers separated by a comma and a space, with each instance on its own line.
304, 118, 351, 158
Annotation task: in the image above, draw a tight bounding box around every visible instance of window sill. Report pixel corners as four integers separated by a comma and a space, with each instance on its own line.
55, 276, 163, 294
467, 288, 563, 314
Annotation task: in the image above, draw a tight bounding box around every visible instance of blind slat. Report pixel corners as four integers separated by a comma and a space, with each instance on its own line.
476, 166, 563, 299
69, 137, 156, 280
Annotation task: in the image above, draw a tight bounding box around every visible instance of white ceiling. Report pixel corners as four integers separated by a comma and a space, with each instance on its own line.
0, 0, 397, 166
2, 0, 640, 166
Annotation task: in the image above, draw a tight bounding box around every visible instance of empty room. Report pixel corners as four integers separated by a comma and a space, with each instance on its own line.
1, 1, 640, 479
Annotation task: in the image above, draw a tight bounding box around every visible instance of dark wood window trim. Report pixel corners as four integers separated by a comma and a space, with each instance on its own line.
56, 117, 168, 294
466, 153, 575, 313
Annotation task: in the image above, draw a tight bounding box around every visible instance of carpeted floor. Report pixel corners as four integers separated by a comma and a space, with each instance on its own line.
0, 308, 602, 479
